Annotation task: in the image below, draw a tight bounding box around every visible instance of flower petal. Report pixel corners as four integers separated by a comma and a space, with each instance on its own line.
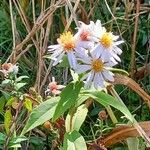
97, 73, 105, 88
102, 70, 114, 82
84, 71, 94, 89
53, 52, 65, 66
48, 45, 61, 52
75, 65, 91, 74
91, 45, 103, 59
114, 40, 124, 46
50, 49, 63, 60
67, 52, 77, 69
57, 85, 65, 89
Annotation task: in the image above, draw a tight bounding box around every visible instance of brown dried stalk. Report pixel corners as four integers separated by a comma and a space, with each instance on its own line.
130, 0, 140, 78
87, 0, 99, 19
97, 121, 150, 148
13, 0, 65, 54
113, 74, 150, 107
65, 0, 80, 31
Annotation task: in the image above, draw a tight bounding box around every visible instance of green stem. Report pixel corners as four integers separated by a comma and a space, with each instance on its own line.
106, 106, 118, 124
69, 107, 76, 132
109, 86, 150, 146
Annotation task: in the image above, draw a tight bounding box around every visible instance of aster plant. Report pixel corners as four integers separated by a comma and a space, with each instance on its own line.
48, 20, 123, 89
1, 20, 150, 149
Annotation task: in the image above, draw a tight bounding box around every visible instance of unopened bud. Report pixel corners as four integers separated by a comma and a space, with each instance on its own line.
43, 121, 52, 129
98, 110, 108, 121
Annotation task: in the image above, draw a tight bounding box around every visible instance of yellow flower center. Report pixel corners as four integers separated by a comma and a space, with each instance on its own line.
100, 32, 113, 48
92, 59, 104, 72
58, 31, 75, 51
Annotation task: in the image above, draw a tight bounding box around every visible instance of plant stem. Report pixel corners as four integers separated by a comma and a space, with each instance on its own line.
106, 106, 118, 124
69, 107, 76, 132
108, 86, 150, 146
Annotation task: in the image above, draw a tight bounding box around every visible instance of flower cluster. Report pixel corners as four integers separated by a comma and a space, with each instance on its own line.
48, 20, 124, 89
0, 63, 18, 77
45, 77, 65, 96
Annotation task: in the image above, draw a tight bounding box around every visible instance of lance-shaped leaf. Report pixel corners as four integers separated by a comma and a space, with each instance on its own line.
63, 130, 87, 150
65, 104, 88, 132
84, 91, 134, 122
4, 109, 12, 134
52, 81, 83, 121
21, 97, 59, 135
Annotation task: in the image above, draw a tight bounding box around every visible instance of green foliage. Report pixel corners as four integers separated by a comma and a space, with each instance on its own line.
24, 98, 33, 112
0, 132, 6, 145
0, 0, 149, 149
83, 91, 134, 122
52, 81, 83, 121
9, 136, 28, 148
65, 104, 88, 132
21, 97, 59, 134
127, 138, 139, 150
63, 130, 87, 150
4, 108, 12, 134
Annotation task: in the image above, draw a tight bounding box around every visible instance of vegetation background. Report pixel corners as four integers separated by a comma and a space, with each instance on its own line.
0, 0, 150, 149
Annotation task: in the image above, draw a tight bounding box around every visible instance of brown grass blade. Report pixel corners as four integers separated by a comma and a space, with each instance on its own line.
97, 121, 150, 148
113, 74, 150, 107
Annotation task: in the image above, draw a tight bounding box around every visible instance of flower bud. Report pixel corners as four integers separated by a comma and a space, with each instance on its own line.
98, 110, 108, 121
43, 121, 52, 129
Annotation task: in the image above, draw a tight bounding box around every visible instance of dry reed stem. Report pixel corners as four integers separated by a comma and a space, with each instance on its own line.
87, 0, 99, 19
9, 0, 16, 63
43, 0, 56, 51
65, 0, 80, 31
65, 0, 79, 28
12, 0, 65, 54
109, 0, 118, 31
130, 0, 140, 78
108, 85, 150, 146
7, 0, 65, 93
10, 0, 41, 63
104, 0, 122, 38
38, 0, 56, 93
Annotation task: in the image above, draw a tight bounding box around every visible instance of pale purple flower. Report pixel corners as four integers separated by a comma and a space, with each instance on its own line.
75, 50, 115, 89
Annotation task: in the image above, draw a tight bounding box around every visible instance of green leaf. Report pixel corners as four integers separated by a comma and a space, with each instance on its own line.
16, 76, 29, 82
70, 69, 79, 82
4, 109, 12, 134
84, 91, 134, 122
0, 96, 6, 113
127, 137, 139, 150
63, 130, 87, 150
53, 81, 83, 121
21, 97, 59, 135
9, 136, 28, 148
1, 79, 11, 85
57, 55, 70, 68
24, 98, 32, 112
77, 94, 89, 106
9, 144, 21, 148
0, 132, 6, 144
6, 97, 15, 106
15, 83, 26, 90
65, 104, 88, 132
1, 91, 11, 100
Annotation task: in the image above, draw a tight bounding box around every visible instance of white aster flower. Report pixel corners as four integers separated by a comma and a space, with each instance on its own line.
48, 31, 77, 69
75, 51, 115, 89
74, 21, 95, 49
91, 25, 124, 64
